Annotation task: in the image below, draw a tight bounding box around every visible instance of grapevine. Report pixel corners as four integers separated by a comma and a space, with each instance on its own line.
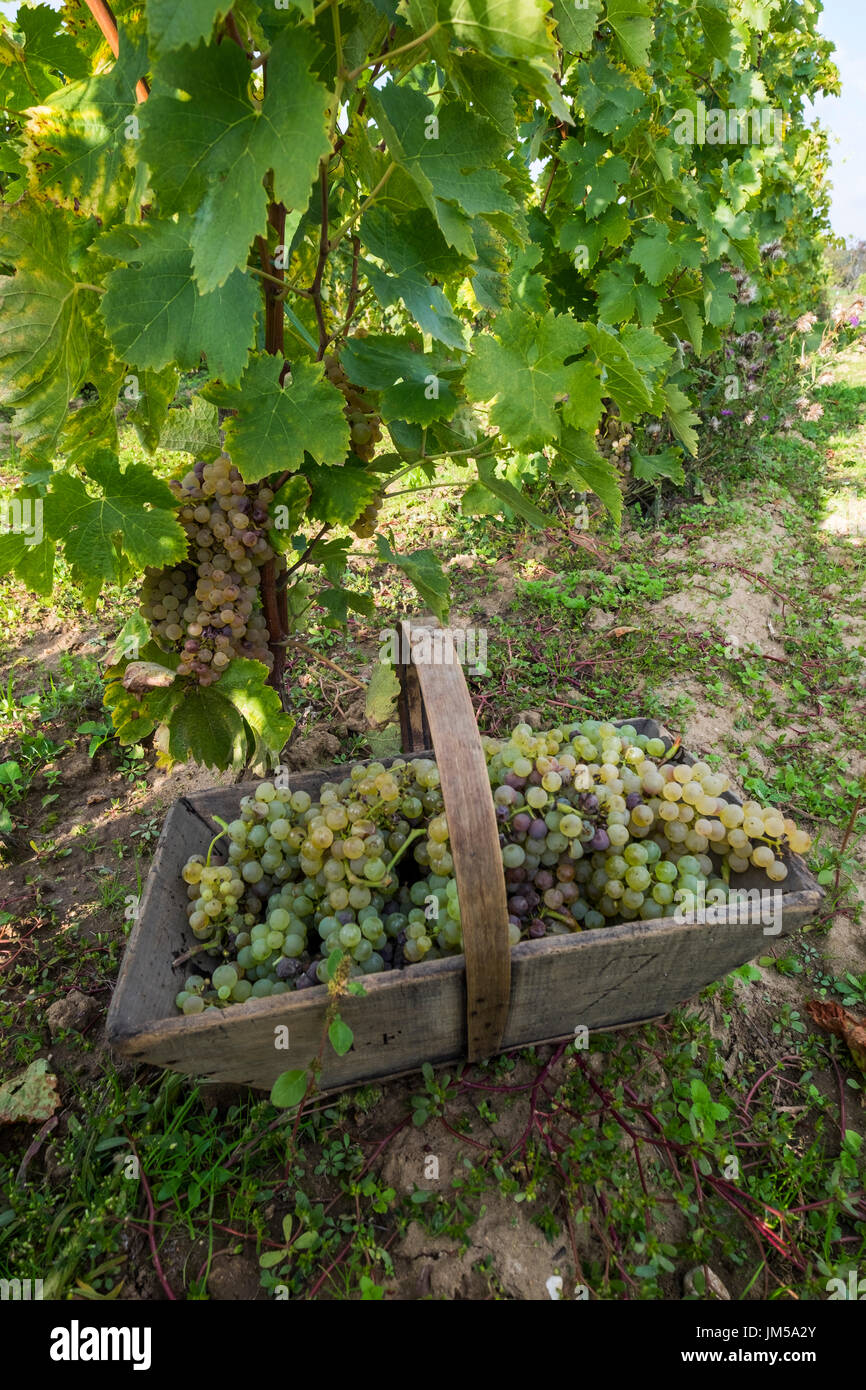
0, 0, 840, 771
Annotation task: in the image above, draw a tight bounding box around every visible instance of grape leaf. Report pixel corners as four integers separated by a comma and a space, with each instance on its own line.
663, 382, 700, 456
44, 452, 187, 580
15, 4, 91, 80
145, 0, 231, 57
603, 0, 654, 68
595, 265, 637, 324
460, 480, 507, 518
634, 281, 663, 326
127, 366, 180, 453
0, 1058, 59, 1125
628, 225, 682, 286
374, 533, 450, 622
270, 476, 312, 553
24, 27, 148, 216
0, 201, 93, 453
360, 208, 467, 350
214, 659, 295, 768
562, 135, 630, 221
140, 32, 330, 291
0, 486, 54, 596
580, 324, 653, 421
318, 585, 375, 626
619, 325, 675, 374
164, 682, 247, 768
60, 336, 125, 466
366, 659, 400, 727
559, 203, 631, 270
209, 356, 350, 483
116, 657, 294, 771
630, 446, 685, 485
576, 53, 646, 135
697, 0, 732, 59
340, 334, 458, 426
99, 217, 258, 384
159, 395, 221, 456
304, 459, 380, 526
556, 427, 623, 525
464, 307, 594, 449
371, 83, 518, 258
475, 459, 548, 527
703, 263, 738, 327
551, 0, 603, 55
436, 0, 555, 60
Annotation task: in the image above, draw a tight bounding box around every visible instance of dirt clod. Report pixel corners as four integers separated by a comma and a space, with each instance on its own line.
46, 991, 99, 1039
206, 1254, 265, 1301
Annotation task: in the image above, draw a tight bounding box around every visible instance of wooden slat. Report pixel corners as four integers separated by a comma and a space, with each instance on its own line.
107, 888, 821, 1090
405, 620, 511, 1061
397, 619, 429, 754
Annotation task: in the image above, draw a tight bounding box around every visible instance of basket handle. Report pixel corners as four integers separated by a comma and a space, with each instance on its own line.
398, 620, 511, 1061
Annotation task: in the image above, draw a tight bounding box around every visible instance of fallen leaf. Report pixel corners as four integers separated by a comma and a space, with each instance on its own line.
0, 1058, 60, 1125
611, 626, 639, 638
805, 1000, 866, 1075
365, 661, 400, 728
121, 661, 176, 694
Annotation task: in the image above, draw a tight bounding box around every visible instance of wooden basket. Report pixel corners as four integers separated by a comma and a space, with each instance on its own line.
106, 623, 824, 1090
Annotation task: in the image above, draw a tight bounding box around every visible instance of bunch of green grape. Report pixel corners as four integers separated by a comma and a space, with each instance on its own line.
484, 720, 813, 936
323, 351, 383, 463
174, 725, 814, 1015
175, 758, 461, 1013
142, 454, 277, 686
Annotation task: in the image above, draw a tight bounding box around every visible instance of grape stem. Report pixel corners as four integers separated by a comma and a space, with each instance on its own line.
343, 826, 426, 888
544, 910, 580, 930
173, 939, 223, 968
275, 639, 366, 689
206, 817, 231, 867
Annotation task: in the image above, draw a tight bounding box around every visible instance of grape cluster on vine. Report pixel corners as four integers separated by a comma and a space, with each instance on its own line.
323, 352, 382, 463
140, 455, 279, 684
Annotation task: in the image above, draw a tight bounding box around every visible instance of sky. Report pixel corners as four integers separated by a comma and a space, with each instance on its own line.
0, 0, 861, 243
804, 1, 865, 245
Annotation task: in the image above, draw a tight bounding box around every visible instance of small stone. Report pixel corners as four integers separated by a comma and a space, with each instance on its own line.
46, 991, 98, 1039
448, 553, 476, 571
684, 1265, 731, 1300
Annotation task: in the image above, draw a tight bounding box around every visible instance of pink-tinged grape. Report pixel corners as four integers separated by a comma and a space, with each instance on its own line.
787, 828, 812, 854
